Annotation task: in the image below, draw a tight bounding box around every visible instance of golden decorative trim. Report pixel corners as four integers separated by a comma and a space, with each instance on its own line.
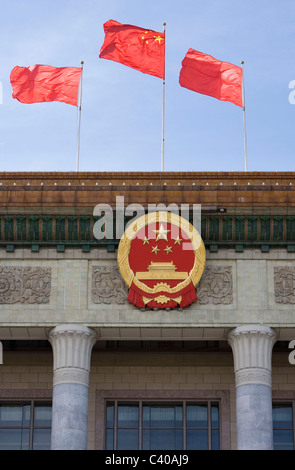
136, 271, 188, 280
143, 295, 182, 305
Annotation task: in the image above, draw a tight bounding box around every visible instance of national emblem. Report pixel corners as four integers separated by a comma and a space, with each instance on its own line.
117, 212, 206, 309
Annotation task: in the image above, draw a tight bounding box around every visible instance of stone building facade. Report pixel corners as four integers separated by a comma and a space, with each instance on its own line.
0, 171, 295, 450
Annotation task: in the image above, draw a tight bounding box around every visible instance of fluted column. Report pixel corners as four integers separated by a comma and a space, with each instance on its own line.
228, 325, 277, 450
48, 324, 97, 450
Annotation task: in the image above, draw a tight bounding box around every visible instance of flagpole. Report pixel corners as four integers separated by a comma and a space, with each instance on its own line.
241, 60, 248, 172
161, 22, 166, 172
76, 61, 84, 172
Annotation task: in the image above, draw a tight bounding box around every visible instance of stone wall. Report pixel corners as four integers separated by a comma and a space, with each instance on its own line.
0, 247, 295, 334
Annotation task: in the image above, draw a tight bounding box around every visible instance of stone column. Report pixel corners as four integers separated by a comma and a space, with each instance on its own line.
48, 324, 97, 450
228, 325, 277, 450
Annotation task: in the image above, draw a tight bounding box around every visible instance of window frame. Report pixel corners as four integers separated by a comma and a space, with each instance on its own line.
106, 399, 220, 450
272, 392, 295, 450
0, 390, 52, 451
96, 390, 230, 450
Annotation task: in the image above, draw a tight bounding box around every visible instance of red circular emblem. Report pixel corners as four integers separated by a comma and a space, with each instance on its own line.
117, 211, 206, 309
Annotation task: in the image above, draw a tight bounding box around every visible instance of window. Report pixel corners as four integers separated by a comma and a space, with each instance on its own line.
106, 401, 220, 450
0, 401, 52, 450
273, 403, 294, 450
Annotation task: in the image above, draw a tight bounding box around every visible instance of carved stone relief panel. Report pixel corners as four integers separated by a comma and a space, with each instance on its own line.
0, 266, 51, 304
91, 264, 233, 306
274, 266, 295, 304
196, 266, 233, 305
92, 266, 128, 305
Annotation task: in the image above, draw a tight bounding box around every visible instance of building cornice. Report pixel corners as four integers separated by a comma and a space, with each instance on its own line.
0, 171, 295, 208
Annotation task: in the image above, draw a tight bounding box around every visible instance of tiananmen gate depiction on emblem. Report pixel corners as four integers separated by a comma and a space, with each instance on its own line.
117, 212, 206, 309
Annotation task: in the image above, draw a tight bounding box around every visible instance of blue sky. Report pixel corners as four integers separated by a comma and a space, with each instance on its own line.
0, 0, 295, 173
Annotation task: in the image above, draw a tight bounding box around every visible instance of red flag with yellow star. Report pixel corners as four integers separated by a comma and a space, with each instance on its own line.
99, 20, 165, 79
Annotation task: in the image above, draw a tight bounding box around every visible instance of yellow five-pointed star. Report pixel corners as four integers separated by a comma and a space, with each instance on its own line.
142, 237, 150, 245
153, 224, 170, 241
164, 245, 173, 254
173, 237, 182, 245
151, 245, 160, 254
154, 35, 163, 44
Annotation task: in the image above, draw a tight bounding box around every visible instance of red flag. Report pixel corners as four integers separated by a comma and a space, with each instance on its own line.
10, 65, 82, 106
99, 20, 165, 79
179, 49, 243, 107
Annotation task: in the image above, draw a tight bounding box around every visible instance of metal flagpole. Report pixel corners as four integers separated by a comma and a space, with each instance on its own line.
241, 61, 248, 172
161, 23, 166, 172
76, 61, 84, 172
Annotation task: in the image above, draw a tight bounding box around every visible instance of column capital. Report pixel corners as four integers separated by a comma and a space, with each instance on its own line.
227, 324, 277, 387
48, 324, 97, 387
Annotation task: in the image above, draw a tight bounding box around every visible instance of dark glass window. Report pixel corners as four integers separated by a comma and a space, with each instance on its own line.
0, 401, 51, 450
142, 404, 183, 450
273, 403, 294, 450
186, 403, 219, 450
106, 401, 220, 450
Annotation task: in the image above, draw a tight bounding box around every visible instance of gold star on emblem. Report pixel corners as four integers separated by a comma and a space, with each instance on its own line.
173, 237, 182, 245
151, 245, 160, 255
142, 237, 150, 245
153, 224, 170, 241
164, 245, 173, 254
